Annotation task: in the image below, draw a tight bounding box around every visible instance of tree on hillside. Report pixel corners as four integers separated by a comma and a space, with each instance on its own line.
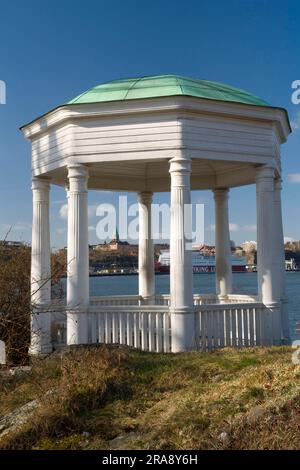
0, 244, 67, 365
0, 244, 31, 364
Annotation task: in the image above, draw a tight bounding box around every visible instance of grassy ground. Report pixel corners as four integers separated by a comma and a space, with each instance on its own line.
0, 345, 300, 450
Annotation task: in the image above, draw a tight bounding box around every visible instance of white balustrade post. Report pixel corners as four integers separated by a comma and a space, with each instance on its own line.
30, 177, 52, 355
169, 156, 194, 352
256, 166, 281, 345
138, 191, 155, 301
67, 164, 89, 345
213, 188, 232, 299
274, 178, 289, 343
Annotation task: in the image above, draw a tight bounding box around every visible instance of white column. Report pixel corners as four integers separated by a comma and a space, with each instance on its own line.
256, 166, 281, 344
67, 164, 89, 345
169, 156, 194, 352
274, 178, 289, 343
30, 177, 52, 355
138, 191, 155, 301
213, 188, 232, 298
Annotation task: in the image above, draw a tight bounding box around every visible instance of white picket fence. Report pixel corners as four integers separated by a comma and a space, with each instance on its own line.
52, 298, 272, 353
195, 303, 267, 351
88, 305, 171, 352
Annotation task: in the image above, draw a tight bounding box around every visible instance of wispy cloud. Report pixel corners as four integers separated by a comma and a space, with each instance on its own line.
287, 173, 300, 183
229, 223, 239, 232
243, 224, 257, 231
284, 236, 295, 243
206, 223, 256, 232
52, 199, 66, 206
206, 223, 240, 232
59, 204, 68, 219
59, 204, 99, 220
290, 110, 300, 131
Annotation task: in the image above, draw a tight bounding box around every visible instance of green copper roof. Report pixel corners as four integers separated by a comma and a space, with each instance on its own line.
68, 75, 269, 107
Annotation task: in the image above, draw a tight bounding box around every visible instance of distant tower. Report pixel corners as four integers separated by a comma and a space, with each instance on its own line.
109, 226, 120, 251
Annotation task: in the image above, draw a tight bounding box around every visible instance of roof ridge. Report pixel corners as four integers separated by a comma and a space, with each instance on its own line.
69, 87, 93, 104
122, 76, 144, 99
174, 76, 184, 95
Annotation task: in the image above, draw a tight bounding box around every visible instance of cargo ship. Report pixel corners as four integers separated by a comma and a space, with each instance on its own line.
155, 248, 247, 273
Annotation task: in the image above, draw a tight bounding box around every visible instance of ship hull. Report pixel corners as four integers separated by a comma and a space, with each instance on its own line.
156, 249, 247, 274
155, 264, 246, 274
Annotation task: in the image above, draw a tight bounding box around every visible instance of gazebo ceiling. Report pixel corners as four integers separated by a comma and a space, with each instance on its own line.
46, 158, 258, 192
68, 74, 269, 108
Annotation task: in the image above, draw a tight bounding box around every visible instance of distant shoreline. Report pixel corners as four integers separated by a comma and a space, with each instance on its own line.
61, 269, 299, 279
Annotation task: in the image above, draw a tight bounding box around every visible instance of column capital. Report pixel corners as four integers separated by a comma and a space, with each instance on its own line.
67, 163, 89, 179
67, 164, 89, 192
169, 156, 191, 175
31, 176, 51, 191
213, 188, 229, 200
138, 191, 153, 205
256, 165, 275, 182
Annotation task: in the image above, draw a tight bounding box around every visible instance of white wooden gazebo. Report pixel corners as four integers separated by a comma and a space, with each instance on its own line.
21, 75, 291, 355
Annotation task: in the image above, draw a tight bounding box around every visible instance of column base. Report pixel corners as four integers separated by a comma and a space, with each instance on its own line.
29, 309, 53, 356
280, 297, 290, 345
261, 302, 281, 346
170, 307, 195, 352
28, 349, 52, 358
67, 308, 88, 345
218, 294, 231, 304
139, 295, 155, 305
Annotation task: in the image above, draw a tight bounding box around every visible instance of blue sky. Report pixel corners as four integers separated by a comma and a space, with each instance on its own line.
0, 0, 299, 248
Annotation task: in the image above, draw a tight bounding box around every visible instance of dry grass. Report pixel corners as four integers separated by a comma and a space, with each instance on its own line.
0, 345, 300, 450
